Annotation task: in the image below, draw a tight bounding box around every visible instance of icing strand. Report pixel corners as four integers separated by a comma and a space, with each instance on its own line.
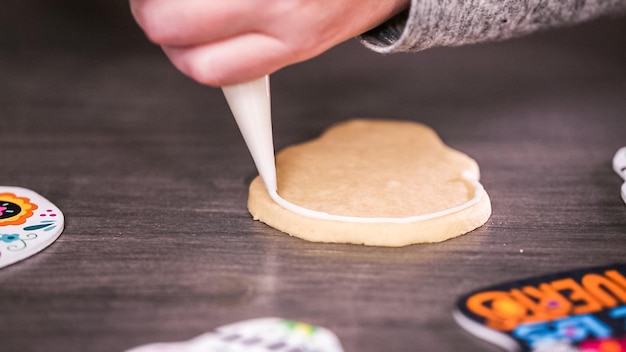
266, 171, 485, 224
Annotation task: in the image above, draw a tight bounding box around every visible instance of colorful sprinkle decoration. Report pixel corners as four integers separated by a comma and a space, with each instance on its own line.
0, 186, 65, 268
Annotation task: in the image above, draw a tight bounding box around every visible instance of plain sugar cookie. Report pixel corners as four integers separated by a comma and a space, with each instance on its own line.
248, 119, 491, 247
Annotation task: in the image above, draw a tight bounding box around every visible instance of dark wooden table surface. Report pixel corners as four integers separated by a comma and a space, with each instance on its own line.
1, 2, 625, 352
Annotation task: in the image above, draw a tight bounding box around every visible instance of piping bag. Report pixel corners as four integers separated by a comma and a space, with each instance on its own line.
222, 76, 277, 195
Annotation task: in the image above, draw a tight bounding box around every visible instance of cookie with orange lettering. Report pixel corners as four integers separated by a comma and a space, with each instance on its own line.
454, 264, 626, 352
248, 119, 491, 246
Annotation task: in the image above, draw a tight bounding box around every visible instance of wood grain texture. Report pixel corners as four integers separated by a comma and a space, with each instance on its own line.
1, 3, 625, 352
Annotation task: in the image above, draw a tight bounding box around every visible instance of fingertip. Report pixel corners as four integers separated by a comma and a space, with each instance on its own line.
162, 35, 293, 87
162, 45, 227, 87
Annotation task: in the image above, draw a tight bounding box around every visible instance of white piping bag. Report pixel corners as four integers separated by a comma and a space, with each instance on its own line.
222, 76, 277, 194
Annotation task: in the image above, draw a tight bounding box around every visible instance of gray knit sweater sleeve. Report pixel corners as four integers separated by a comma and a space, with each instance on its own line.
360, 0, 626, 53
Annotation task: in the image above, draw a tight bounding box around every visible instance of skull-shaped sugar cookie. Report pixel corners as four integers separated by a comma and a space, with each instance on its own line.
0, 186, 64, 268
248, 119, 491, 246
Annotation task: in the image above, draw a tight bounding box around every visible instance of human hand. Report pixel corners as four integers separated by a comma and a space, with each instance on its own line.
130, 0, 409, 86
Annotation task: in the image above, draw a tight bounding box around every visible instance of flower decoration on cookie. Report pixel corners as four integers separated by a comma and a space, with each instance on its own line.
0, 234, 20, 243
0, 233, 38, 252
0, 193, 38, 227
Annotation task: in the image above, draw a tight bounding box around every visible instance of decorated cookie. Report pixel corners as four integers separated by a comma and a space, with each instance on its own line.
613, 147, 626, 205
0, 186, 64, 268
454, 264, 626, 352
125, 317, 344, 352
248, 119, 491, 246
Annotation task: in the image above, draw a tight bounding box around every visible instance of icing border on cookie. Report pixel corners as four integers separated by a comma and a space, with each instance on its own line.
266, 171, 484, 224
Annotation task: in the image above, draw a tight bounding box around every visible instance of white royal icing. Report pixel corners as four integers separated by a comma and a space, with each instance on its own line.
266, 172, 485, 224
